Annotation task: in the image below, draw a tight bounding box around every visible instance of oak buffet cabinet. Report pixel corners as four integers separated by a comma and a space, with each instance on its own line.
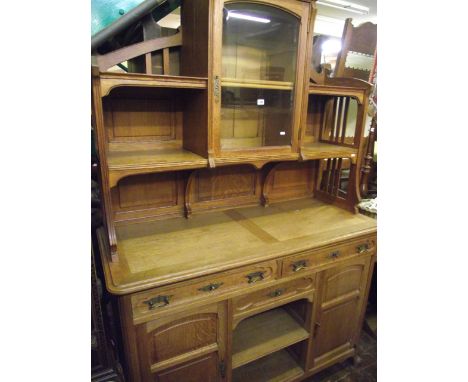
92, 1, 377, 381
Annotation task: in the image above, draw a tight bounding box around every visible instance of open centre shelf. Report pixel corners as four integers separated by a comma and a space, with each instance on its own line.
232, 307, 309, 369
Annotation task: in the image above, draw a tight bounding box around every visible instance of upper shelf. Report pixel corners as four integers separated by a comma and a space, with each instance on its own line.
300, 142, 357, 163
98, 71, 208, 97
309, 77, 373, 104
107, 143, 207, 187
222, 78, 294, 90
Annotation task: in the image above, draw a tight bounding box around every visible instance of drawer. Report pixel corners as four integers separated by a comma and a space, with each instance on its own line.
282, 238, 375, 277
232, 275, 315, 324
132, 260, 278, 322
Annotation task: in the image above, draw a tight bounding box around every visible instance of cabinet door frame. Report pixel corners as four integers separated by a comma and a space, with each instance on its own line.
309, 255, 373, 370
210, 0, 312, 159
122, 300, 227, 381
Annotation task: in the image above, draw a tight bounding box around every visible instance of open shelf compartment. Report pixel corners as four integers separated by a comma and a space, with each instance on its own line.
100, 84, 209, 185
232, 303, 309, 369
232, 347, 304, 382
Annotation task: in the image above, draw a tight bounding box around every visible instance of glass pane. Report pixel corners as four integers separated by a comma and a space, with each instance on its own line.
222, 3, 300, 83
221, 3, 299, 149
221, 87, 293, 149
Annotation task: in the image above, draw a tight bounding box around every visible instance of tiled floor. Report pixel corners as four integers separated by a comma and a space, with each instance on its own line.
304, 314, 377, 382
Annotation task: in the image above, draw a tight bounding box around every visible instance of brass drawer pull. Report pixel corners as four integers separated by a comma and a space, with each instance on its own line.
198, 282, 223, 292
329, 251, 340, 259
246, 271, 265, 284
292, 260, 307, 272
356, 243, 369, 253
143, 295, 172, 310
268, 288, 285, 298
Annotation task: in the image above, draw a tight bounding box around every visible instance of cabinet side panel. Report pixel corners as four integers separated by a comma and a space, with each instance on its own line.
180, 0, 210, 77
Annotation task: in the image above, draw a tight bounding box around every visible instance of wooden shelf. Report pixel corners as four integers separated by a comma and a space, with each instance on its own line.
309, 83, 367, 104
232, 348, 304, 382
222, 78, 294, 90
301, 142, 357, 162
99, 72, 208, 97
107, 144, 207, 187
232, 308, 309, 369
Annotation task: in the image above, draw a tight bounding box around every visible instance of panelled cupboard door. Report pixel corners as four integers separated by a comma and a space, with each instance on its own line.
135, 303, 227, 381
153, 353, 219, 382
211, 0, 311, 156
311, 256, 372, 367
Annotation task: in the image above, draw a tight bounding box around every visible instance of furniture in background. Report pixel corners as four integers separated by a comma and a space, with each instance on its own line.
334, 18, 377, 81
92, 1, 377, 381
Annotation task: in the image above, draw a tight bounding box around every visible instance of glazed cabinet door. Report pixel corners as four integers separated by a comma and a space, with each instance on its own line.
211, 0, 311, 158
311, 256, 372, 368
135, 302, 227, 382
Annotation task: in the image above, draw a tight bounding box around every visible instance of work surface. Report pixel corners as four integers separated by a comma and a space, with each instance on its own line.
99, 199, 377, 294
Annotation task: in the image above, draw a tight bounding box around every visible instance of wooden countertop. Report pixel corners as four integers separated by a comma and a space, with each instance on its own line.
98, 199, 377, 295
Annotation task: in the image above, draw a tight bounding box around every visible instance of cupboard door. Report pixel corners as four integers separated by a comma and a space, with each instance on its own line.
312, 256, 372, 367
154, 353, 219, 382
136, 303, 226, 381
211, 0, 311, 155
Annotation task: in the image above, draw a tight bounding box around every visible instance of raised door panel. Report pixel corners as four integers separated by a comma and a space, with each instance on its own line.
147, 312, 218, 364
313, 298, 359, 360
154, 353, 219, 382
311, 257, 372, 367
136, 303, 226, 381
322, 263, 367, 303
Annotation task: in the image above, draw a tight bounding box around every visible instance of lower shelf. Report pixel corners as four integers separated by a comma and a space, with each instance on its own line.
232, 307, 309, 369
232, 349, 304, 382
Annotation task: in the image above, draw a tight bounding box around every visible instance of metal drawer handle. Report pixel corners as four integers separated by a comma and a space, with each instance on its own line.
356, 243, 369, 253
198, 282, 223, 292
143, 295, 172, 310
268, 288, 285, 298
329, 251, 340, 259
292, 260, 307, 272
246, 271, 265, 284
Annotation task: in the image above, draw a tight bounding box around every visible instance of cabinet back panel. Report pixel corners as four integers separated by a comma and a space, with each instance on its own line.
196, 166, 257, 202
186, 165, 262, 215
263, 161, 315, 204
112, 172, 185, 222
104, 97, 182, 142
118, 173, 178, 209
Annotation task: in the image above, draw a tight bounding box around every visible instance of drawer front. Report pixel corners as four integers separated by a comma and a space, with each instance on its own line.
232, 275, 315, 323
282, 237, 375, 277
132, 260, 278, 322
